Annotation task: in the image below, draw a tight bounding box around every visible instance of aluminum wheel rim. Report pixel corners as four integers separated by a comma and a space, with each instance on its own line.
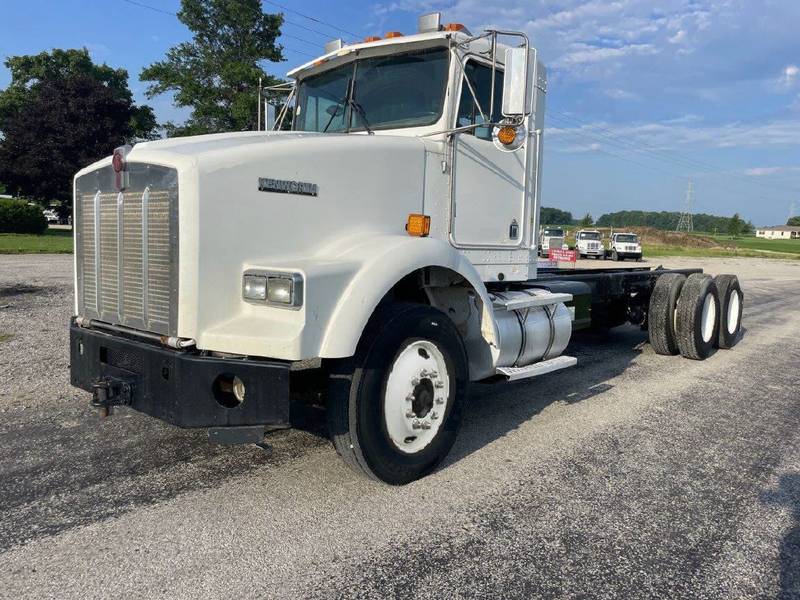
701, 293, 716, 343
384, 340, 450, 454
727, 291, 741, 335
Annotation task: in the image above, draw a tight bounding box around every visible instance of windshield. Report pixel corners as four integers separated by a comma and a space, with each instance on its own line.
294, 48, 450, 133
616, 234, 638, 243
543, 229, 564, 237
578, 232, 601, 240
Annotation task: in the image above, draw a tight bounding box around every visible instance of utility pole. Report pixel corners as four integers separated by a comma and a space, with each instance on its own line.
257, 77, 262, 131
676, 179, 694, 232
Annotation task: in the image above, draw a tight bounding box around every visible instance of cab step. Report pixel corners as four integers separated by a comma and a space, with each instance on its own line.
492, 290, 573, 312
496, 355, 577, 381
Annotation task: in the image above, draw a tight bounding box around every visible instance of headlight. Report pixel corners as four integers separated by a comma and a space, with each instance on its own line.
242, 274, 267, 301
242, 270, 303, 309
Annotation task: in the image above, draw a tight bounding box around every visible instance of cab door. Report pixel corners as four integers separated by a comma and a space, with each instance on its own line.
450, 60, 529, 248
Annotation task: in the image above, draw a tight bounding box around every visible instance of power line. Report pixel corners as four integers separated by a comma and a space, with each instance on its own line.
121, 0, 177, 15
547, 112, 784, 211
549, 108, 798, 196
261, 0, 360, 38
118, 0, 321, 60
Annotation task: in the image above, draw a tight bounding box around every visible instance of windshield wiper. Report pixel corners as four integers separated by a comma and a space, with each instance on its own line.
348, 99, 373, 134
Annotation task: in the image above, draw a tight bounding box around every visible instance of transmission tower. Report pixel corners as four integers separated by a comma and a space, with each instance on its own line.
676, 180, 694, 232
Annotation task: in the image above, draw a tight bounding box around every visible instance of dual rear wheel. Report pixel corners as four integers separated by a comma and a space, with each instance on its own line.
648, 272, 743, 359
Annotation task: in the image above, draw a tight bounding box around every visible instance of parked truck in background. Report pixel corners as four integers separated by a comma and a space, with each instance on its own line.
609, 232, 643, 261
69, 13, 744, 485
538, 226, 567, 256
574, 229, 606, 259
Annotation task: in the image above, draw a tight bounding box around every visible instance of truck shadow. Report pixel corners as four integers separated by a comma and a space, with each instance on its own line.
761, 473, 800, 599
441, 325, 645, 467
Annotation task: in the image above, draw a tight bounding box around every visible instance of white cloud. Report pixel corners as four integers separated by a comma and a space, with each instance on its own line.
744, 166, 800, 176
603, 88, 639, 100
554, 42, 656, 67
779, 64, 799, 88
668, 29, 687, 44
548, 117, 800, 152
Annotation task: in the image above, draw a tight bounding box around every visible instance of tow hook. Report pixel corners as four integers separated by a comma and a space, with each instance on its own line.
91, 377, 133, 417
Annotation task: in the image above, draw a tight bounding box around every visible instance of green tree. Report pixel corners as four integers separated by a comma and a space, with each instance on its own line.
141, 0, 284, 136
788, 216, 800, 226
727, 213, 744, 238
0, 48, 155, 140
0, 74, 152, 204
540, 207, 574, 226
579, 212, 594, 227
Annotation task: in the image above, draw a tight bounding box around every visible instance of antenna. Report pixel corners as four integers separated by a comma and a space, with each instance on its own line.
676, 179, 694, 232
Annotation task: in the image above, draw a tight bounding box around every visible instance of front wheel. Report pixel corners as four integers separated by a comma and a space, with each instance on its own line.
326, 303, 469, 485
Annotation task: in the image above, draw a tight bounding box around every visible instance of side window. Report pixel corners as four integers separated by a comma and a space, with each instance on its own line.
456, 61, 503, 141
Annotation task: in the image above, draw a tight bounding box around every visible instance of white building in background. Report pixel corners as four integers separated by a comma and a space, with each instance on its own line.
755, 226, 800, 239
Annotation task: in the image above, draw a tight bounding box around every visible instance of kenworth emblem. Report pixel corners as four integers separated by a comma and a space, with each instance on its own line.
258, 177, 318, 197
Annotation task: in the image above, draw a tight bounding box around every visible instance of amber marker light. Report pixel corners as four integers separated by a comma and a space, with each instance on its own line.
385, 31, 403, 38
497, 126, 517, 146
364, 36, 382, 42
444, 23, 466, 31
406, 214, 431, 237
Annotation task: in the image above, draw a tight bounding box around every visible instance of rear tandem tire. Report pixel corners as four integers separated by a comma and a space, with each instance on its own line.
326, 303, 469, 485
676, 273, 720, 360
648, 273, 686, 355
714, 274, 743, 349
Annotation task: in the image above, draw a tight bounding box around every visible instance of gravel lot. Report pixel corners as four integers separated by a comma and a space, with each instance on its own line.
1, 254, 799, 599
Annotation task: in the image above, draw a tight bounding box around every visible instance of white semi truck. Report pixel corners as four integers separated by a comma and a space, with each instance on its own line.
609, 232, 643, 261
574, 229, 606, 259
538, 227, 567, 256
69, 14, 744, 484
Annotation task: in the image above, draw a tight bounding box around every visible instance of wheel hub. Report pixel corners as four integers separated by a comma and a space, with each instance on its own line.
383, 340, 450, 454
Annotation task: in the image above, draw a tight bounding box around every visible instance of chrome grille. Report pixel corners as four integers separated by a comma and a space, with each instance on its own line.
75, 164, 178, 335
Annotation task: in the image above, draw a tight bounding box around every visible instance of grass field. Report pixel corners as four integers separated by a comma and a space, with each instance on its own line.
0, 229, 73, 254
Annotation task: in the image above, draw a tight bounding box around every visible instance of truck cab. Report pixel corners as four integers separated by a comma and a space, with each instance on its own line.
69, 13, 743, 485
574, 229, 605, 259
539, 227, 567, 256
609, 232, 643, 261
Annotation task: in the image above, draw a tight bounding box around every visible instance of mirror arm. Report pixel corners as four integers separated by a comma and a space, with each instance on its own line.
450, 48, 488, 124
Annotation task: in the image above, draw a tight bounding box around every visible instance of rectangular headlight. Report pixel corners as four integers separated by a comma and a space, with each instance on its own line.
242, 274, 267, 300
267, 276, 293, 304
242, 270, 303, 309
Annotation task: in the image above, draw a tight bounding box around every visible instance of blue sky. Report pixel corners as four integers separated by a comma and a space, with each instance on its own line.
2, 0, 799, 226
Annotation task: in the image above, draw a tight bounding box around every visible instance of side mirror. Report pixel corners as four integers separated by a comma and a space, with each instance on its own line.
502, 47, 532, 116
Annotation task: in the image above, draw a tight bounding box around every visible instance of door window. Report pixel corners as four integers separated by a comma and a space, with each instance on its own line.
456, 60, 504, 140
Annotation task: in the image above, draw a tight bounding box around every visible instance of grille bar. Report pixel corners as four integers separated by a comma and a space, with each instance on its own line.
75, 164, 178, 336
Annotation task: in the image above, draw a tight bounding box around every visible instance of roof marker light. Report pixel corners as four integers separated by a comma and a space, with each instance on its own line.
444, 23, 467, 32
364, 35, 382, 42
385, 31, 403, 38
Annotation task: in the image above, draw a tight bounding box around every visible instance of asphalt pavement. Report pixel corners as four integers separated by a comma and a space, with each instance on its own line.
0, 254, 798, 599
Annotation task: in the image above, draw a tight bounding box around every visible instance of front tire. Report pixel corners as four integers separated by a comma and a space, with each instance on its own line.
326, 303, 469, 485
612, 250, 619, 261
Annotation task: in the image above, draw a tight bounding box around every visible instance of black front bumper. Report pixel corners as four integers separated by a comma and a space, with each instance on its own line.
70, 321, 291, 428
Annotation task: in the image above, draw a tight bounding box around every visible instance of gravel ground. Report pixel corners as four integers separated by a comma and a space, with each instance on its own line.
0, 254, 798, 599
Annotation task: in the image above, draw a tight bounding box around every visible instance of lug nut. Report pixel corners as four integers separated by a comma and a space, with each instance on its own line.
406, 394, 414, 402
429, 371, 438, 378
434, 381, 444, 388
431, 412, 439, 420
421, 422, 432, 430
406, 411, 415, 419
420, 369, 428, 377
436, 397, 445, 405
412, 420, 422, 430
411, 378, 419, 386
